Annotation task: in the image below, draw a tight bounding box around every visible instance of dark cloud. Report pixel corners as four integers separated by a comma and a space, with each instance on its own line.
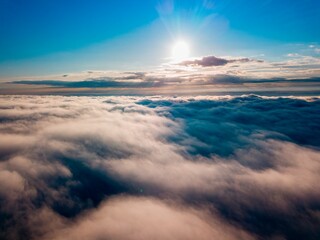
179, 55, 261, 67
10, 79, 164, 88
9, 76, 320, 93
0, 95, 320, 240
180, 56, 229, 66
205, 75, 320, 85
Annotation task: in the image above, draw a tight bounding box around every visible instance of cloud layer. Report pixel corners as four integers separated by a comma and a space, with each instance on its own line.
0, 95, 320, 240
2, 54, 320, 95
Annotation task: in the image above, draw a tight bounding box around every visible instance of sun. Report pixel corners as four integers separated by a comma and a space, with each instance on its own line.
172, 40, 190, 61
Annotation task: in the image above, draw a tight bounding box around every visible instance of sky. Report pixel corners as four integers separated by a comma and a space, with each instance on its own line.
0, 0, 319, 84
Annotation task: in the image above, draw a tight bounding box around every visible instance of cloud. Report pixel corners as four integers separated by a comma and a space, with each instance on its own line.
44, 196, 254, 240
6, 75, 320, 96
0, 95, 320, 239
10, 79, 164, 88
2, 54, 320, 95
200, 75, 320, 86
178, 55, 261, 67
287, 53, 300, 57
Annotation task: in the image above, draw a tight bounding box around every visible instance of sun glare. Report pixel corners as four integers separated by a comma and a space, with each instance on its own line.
172, 40, 190, 61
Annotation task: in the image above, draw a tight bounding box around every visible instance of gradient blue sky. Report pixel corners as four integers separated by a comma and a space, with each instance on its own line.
0, 0, 319, 78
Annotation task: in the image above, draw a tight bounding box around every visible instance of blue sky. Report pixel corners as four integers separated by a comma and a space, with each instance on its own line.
0, 0, 319, 78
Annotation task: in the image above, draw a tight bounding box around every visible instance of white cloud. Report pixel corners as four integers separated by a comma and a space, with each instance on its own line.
0, 95, 319, 239
44, 196, 255, 240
